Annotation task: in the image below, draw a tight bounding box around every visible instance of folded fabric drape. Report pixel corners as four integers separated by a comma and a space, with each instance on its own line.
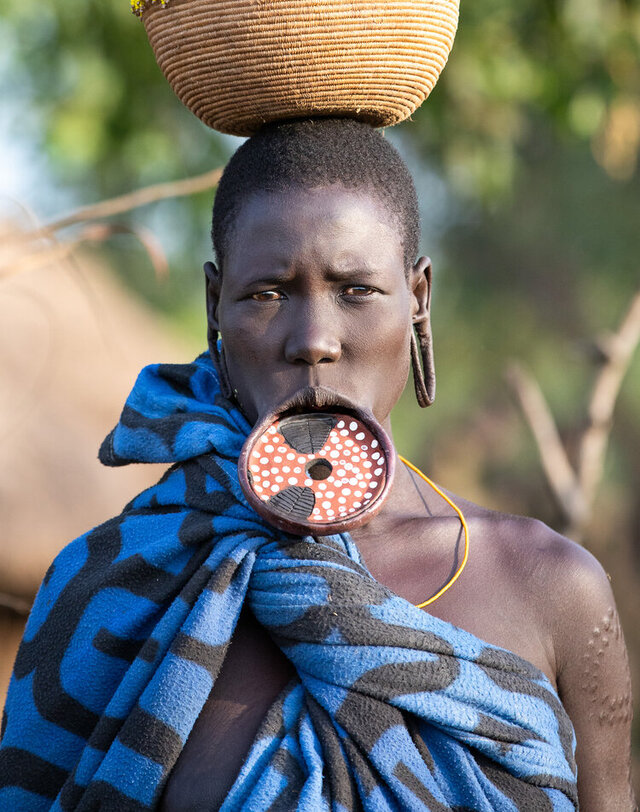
0, 353, 578, 811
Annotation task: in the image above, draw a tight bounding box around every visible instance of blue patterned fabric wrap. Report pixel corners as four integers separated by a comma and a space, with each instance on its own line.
0, 353, 578, 811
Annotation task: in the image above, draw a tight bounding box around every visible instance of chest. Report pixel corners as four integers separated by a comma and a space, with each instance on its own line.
159, 609, 294, 811
160, 524, 555, 810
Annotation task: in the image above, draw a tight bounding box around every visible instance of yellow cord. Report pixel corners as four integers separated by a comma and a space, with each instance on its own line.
399, 455, 470, 609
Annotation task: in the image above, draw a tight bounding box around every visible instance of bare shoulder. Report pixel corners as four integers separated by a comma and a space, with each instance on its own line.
484, 513, 620, 655
435, 488, 615, 623
459, 500, 613, 622
461, 505, 634, 810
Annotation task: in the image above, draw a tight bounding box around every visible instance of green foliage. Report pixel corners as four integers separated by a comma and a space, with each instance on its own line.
1, 0, 231, 314
414, 0, 640, 198
1, 0, 228, 188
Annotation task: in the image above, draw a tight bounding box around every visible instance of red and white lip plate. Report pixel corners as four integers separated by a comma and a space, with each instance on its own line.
238, 408, 395, 536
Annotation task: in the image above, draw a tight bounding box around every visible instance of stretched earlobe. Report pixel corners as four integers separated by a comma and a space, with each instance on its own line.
213, 339, 234, 400
410, 256, 435, 407
204, 261, 221, 327
411, 318, 436, 408
204, 261, 233, 399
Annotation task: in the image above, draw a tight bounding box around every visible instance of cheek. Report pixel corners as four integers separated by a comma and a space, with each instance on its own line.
357, 318, 409, 362
218, 307, 277, 366
363, 294, 412, 354
352, 303, 413, 410
378, 322, 412, 386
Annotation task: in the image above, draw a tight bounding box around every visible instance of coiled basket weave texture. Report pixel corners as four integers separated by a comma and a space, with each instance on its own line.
140, 0, 460, 136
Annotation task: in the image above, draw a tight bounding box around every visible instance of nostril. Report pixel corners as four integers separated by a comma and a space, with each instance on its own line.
291, 356, 335, 366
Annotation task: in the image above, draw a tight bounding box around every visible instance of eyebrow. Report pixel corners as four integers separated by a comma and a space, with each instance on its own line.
239, 271, 295, 287
323, 264, 379, 279
239, 264, 381, 288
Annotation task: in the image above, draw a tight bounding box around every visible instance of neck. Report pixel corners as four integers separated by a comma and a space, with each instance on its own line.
351, 451, 436, 546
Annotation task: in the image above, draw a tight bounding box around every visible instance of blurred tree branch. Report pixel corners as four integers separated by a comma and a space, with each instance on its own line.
505, 363, 588, 527
41, 166, 223, 233
2, 222, 169, 282
506, 289, 640, 542
0, 592, 32, 616
2, 167, 223, 282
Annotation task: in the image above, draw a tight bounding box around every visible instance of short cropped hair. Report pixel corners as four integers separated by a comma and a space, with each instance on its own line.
211, 118, 420, 271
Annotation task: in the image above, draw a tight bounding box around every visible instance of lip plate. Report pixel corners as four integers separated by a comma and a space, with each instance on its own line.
238, 406, 395, 537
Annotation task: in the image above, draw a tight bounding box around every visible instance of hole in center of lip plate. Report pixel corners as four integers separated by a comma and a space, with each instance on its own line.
305, 459, 333, 481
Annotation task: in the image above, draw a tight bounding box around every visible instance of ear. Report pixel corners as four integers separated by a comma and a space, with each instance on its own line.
204, 260, 221, 345
410, 255, 432, 324
409, 256, 436, 407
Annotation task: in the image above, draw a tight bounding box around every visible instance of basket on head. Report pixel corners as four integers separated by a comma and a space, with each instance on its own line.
138, 0, 460, 136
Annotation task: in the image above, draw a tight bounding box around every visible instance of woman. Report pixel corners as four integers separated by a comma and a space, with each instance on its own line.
1, 119, 633, 811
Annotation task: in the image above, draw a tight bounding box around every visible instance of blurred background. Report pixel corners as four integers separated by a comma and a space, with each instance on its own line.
1, 0, 639, 793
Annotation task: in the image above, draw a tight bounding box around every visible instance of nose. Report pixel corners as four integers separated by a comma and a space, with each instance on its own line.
284, 303, 342, 366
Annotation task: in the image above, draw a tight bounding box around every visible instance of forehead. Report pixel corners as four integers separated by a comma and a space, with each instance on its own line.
223, 185, 404, 277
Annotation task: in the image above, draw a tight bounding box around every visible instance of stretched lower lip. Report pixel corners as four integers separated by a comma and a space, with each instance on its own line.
279, 400, 361, 421
262, 386, 364, 423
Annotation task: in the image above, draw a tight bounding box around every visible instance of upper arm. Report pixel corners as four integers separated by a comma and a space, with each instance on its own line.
547, 539, 635, 811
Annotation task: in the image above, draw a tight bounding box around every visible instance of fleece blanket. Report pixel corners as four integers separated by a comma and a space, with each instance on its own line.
0, 353, 578, 811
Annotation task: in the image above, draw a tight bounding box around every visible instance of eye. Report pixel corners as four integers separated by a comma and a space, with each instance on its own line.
342, 285, 377, 297
251, 290, 285, 302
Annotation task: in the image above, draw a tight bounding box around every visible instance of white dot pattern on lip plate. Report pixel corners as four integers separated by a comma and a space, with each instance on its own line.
247, 415, 386, 523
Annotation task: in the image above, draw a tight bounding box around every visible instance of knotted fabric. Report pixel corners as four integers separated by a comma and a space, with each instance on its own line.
0, 353, 578, 811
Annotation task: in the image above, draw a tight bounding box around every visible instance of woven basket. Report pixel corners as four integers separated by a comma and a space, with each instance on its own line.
141, 0, 459, 136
